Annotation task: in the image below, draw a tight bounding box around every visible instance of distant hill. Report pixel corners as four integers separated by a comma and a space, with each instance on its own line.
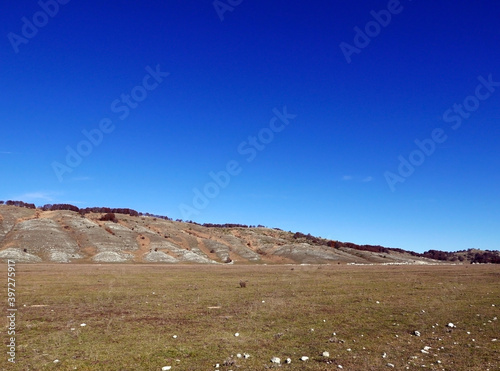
0, 201, 498, 264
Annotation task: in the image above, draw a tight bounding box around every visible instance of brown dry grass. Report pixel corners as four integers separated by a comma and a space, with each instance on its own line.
1, 264, 499, 370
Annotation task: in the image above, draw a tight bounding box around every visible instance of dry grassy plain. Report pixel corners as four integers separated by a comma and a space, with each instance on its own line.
1, 263, 499, 370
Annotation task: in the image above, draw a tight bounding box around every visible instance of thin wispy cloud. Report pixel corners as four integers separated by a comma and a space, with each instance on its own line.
14, 192, 59, 203
63, 200, 86, 205
362, 176, 373, 182
342, 175, 353, 181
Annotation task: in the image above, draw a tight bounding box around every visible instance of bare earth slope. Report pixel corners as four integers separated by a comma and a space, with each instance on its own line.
0, 205, 439, 264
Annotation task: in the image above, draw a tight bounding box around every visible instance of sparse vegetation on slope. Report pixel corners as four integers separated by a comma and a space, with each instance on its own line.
0, 202, 498, 264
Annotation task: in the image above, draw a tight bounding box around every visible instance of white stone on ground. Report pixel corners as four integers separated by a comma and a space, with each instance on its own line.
421, 346, 431, 354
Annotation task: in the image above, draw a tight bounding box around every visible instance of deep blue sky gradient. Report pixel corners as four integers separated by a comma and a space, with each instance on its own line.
1, 1, 499, 252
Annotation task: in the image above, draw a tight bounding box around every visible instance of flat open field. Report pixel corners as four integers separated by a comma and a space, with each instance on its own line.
1, 264, 499, 370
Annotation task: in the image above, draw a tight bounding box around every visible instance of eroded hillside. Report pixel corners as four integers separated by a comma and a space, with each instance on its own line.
0, 205, 439, 264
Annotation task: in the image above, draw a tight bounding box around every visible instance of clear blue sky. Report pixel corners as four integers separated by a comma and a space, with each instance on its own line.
1, 1, 499, 253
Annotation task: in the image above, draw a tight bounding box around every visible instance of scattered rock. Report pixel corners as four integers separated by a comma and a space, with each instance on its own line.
421, 346, 431, 354
328, 336, 345, 343
387, 363, 395, 368
413, 330, 421, 336
271, 357, 281, 364
300, 356, 309, 361
161, 367, 172, 371
285, 358, 292, 364
322, 351, 330, 357
234, 332, 239, 337
447, 323, 456, 328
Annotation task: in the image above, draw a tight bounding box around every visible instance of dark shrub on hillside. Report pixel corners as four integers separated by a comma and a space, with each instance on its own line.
5, 200, 36, 209
100, 213, 118, 223
40, 204, 80, 212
